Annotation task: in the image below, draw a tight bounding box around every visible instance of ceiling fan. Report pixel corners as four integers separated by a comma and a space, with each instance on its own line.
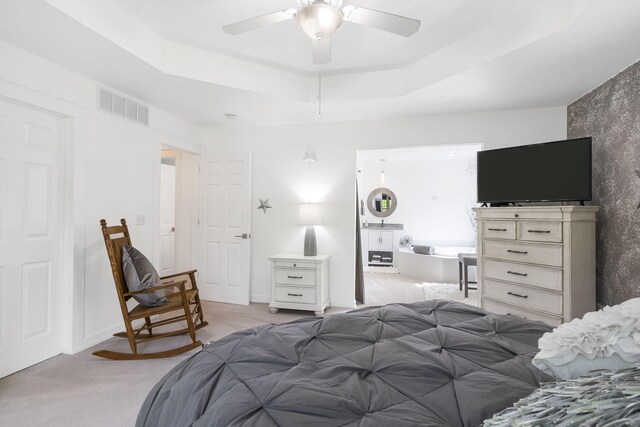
223, 0, 421, 65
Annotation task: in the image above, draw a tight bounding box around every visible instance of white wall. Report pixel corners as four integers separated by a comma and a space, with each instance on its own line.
0, 41, 204, 353
0, 39, 569, 351
358, 151, 479, 247
207, 107, 567, 308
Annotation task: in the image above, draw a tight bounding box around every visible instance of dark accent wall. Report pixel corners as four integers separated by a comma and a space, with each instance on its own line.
567, 60, 640, 307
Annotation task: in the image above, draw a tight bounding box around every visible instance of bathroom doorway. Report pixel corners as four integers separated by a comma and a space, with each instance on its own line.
356, 144, 482, 306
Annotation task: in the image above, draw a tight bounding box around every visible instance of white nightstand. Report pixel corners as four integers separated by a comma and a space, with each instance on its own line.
268, 253, 330, 316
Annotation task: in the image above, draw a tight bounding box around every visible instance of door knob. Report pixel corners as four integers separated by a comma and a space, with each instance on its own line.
171, 226, 175, 232
235, 233, 250, 239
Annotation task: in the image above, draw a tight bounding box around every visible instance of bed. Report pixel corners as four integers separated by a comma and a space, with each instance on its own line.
137, 300, 553, 427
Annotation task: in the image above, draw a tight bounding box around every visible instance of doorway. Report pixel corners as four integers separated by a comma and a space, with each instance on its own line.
160, 156, 176, 276
159, 148, 253, 305
356, 144, 482, 307
0, 100, 65, 378
159, 147, 198, 277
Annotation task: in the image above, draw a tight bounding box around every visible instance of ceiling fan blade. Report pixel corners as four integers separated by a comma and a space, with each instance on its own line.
342, 5, 421, 37
312, 38, 331, 65
223, 9, 297, 35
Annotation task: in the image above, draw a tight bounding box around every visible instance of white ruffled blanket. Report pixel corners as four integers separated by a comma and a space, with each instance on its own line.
532, 297, 640, 379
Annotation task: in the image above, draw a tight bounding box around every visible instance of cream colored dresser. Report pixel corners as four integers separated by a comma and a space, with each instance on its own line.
268, 253, 330, 316
473, 206, 598, 326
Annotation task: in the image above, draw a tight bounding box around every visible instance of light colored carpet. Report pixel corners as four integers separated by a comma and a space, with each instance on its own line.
420, 282, 478, 307
0, 302, 347, 427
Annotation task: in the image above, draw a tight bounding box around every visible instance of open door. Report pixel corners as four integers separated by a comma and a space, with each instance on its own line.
159, 159, 176, 276
199, 152, 251, 304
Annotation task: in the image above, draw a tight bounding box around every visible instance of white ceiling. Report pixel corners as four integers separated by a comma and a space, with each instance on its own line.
109, 0, 491, 75
1, 0, 640, 127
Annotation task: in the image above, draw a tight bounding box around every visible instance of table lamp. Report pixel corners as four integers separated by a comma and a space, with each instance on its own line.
299, 203, 323, 256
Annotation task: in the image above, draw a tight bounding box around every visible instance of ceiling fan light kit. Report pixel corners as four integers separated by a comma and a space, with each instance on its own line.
223, 0, 421, 64
296, 2, 343, 40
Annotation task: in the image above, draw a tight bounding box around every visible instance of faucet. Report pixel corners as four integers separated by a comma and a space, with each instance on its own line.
381, 219, 384, 227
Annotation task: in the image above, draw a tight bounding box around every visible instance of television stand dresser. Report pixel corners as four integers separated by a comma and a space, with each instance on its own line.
473, 206, 599, 326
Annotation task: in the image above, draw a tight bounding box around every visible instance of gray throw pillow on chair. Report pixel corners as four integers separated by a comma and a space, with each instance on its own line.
122, 245, 169, 307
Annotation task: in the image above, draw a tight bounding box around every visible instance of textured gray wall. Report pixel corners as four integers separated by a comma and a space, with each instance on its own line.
568, 60, 640, 307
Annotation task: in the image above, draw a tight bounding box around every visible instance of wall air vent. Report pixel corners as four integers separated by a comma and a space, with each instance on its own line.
97, 85, 150, 127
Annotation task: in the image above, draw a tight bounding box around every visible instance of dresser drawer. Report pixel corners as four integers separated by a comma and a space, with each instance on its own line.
480, 209, 563, 220
482, 299, 562, 327
275, 286, 316, 304
482, 221, 516, 240
275, 260, 316, 269
483, 240, 563, 267
276, 268, 316, 286
482, 260, 562, 291
518, 221, 562, 243
482, 279, 563, 316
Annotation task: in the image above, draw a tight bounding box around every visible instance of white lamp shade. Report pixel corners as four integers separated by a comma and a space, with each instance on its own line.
299, 203, 324, 226
296, 3, 343, 40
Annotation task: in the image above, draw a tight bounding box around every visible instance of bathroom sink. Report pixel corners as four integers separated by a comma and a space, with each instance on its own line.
362, 223, 404, 230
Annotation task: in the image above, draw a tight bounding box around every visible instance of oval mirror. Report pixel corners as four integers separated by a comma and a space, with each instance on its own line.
367, 188, 397, 218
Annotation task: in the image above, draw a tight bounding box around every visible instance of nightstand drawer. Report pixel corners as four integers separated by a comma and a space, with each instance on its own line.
482, 221, 516, 240
482, 299, 562, 327
518, 221, 562, 243
276, 269, 316, 286
275, 260, 316, 269
483, 240, 563, 267
482, 260, 562, 291
482, 279, 563, 315
275, 286, 316, 304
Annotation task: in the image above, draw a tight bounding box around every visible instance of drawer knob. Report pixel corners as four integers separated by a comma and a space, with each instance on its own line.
515, 214, 519, 218
288, 293, 303, 297
507, 270, 528, 277
528, 229, 551, 234
488, 228, 507, 232
507, 291, 529, 299
507, 249, 528, 255
293, 263, 297, 267
287, 275, 303, 279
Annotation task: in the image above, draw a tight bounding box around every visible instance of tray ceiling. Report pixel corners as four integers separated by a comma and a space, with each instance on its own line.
1, 0, 640, 126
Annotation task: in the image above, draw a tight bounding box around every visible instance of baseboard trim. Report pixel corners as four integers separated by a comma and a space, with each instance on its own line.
72, 317, 150, 354
71, 324, 122, 354
250, 294, 271, 304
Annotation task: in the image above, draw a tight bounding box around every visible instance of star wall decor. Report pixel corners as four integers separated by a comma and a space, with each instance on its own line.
257, 198, 272, 214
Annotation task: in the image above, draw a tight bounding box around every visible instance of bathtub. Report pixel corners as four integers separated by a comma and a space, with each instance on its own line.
398, 246, 476, 283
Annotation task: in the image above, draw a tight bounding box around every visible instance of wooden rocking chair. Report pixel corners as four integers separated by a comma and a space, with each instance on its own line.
94, 218, 208, 360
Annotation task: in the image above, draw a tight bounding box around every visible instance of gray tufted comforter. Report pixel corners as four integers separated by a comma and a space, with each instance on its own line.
137, 300, 553, 427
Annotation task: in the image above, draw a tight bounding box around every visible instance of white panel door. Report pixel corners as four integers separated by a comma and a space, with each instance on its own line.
159, 162, 176, 276
199, 152, 251, 304
0, 100, 63, 378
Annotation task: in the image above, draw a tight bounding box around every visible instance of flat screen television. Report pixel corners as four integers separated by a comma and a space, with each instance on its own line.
477, 137, 592, 204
